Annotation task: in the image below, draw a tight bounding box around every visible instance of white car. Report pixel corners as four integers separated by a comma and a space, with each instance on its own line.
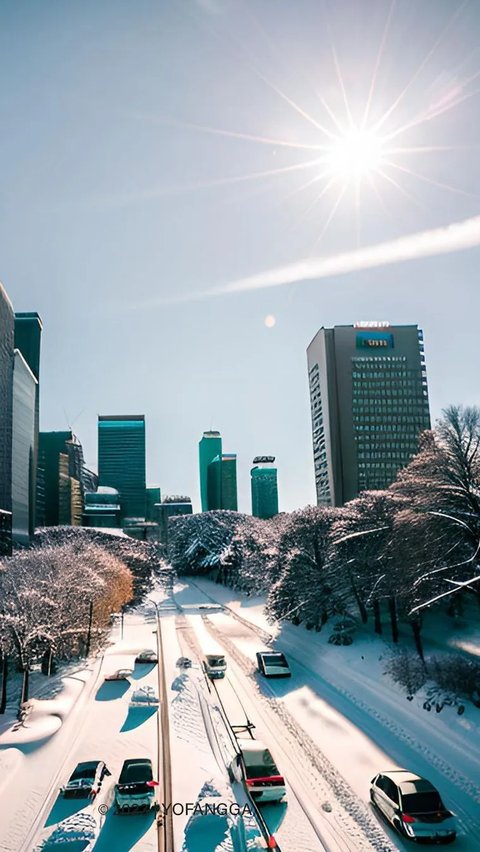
130, 686, 159, 706
104, 668, 133, 682
233, 739, 286, 803
370, 771, 456, 843
204, 654, 227, 679
256, 651, 291, 678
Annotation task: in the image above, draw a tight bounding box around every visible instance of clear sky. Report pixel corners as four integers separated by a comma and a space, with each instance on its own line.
2, 0, 480, 512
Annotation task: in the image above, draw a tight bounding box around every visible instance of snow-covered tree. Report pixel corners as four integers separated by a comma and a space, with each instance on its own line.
266, 507, 337, 628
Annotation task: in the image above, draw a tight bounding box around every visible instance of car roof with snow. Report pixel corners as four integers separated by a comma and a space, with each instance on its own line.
381, 770, 435, 791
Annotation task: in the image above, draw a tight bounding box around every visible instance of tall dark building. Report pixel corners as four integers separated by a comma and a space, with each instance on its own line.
0, 285, 14, 553
251, 456, 279, 519
307, 322, 431, 506
12, 351, 37, 542
98, 415, 146, 520
14, 312, 42, 538
37, 431, 87, 526
199, 431, 222, 511
156, 497, 193, 545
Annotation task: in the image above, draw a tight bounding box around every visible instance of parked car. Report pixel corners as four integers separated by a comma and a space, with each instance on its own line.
233, 739, 286, 803
130, 686, 159, 706
370, 771, 456, 843
135, 649, 158, 664
177, 656, 192, 669
204, 653, 227, 679
256, 651, 291, 678
62, 760, 111, 798
114, 759, 158, 813
104, 668, 133, 682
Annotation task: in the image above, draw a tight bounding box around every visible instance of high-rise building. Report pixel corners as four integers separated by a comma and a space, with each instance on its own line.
14, 312, 42, 534
98, 415, 146, 520
251, 456, 279, 519
0, 284, 14, 554
83, 486, 121, 528
146, 486, 161, 521
156, 497, 193, 545
199, 430, 222, 511
12, 351, 37, 543
37, 431, 88, 526
307, 322, 431, 506
220, 454, 238, 511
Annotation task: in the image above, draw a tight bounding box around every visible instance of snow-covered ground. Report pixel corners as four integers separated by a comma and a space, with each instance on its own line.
2, 577, 478, 852
175, 578, 480, 852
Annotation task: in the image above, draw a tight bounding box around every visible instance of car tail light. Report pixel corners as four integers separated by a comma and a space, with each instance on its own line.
146, 780, 159, 787
246, 775, 285, 786
401, 814, 418, 823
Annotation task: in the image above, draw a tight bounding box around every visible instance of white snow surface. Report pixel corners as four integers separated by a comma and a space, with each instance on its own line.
175, 578, 480, 852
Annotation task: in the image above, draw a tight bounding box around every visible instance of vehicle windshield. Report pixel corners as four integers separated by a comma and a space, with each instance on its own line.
263, 654, 288, 667
119, 762, 153, 784
243, 749, 278, 778
71, 766, 96, 780
207, 656, 225, 666
402, 792, 443, 813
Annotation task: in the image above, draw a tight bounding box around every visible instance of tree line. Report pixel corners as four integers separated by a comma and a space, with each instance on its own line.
169, 406, 480, 657
0, 527, 162, 712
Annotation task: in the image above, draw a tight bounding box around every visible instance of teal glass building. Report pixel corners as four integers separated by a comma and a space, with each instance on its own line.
199, 430, 222, 511
251, 457, 279, 519
98, 415, 146, 520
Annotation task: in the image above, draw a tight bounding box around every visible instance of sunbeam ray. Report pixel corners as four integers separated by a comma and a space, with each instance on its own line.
373, 0, 469, 133
362, 0, 397, 129
385, 160, 479, 199
377, 168, 427, 210
310, 185, 347, 250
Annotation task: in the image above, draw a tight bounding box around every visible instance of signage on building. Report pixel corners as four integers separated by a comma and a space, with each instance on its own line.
356, 332, 394, 349
354, 321, 390, 329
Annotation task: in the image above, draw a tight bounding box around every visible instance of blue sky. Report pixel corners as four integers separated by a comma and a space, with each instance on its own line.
2, 0, 480, 512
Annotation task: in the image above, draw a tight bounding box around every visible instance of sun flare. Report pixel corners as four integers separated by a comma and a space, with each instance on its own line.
325, 128, 385, 182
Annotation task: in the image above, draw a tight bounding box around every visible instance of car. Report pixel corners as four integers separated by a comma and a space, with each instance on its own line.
114, 758, 158, 813
233, 739, 286, 803
370, 771, 456, 843
135, 649, 158, 664
129, 686, 159, 706
62, 760, 111, 798
104, 668, 133, 682
177, 656, 192, 669
256, 651, 291, 678
204, 653, 227, 679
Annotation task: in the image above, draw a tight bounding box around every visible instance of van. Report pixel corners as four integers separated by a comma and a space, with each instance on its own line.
204, 653, 227, 679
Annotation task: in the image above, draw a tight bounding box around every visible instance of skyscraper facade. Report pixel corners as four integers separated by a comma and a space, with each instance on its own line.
12, 351, 37, 542
37, 431, 87, 526
221, 454, 238, 511
98, 415, 146, 520
307, 322, 431, 507
0, 284, 14, 553
251, 456, 279, 519
199, 430, 222, 511
14, 312, 42, 534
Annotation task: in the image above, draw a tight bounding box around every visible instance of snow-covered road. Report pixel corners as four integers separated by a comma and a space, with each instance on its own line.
174, 578, 480, 852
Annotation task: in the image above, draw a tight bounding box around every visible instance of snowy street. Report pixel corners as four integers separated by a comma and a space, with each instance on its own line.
1, 578, 479, 852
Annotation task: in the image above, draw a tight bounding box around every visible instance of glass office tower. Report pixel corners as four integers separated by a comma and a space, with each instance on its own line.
251, 456, 279, 519
98, 415, 146, 520
307, 323, 431, 506
0, 285, 14, 553
199, 430, 222, 511
15, 312, 42, 535
12, 351, 37, 543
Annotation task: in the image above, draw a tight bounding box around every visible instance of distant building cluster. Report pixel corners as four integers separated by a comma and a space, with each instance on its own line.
0, 273, 433, 551
198, 432, 279, 519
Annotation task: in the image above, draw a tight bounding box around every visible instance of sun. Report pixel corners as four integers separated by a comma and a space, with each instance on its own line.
325, 127, 385, 182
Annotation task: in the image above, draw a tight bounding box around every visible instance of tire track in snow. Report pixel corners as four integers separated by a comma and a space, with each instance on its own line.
202, 615, 395, 852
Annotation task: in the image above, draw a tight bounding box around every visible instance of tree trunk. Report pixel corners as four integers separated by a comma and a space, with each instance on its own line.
388, 596, 399, 643
348, 572, 368, 623
373, 599, 382, 634
20, 666, 29, 705
410, 619, 425, 662
0, 653, 7, 714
